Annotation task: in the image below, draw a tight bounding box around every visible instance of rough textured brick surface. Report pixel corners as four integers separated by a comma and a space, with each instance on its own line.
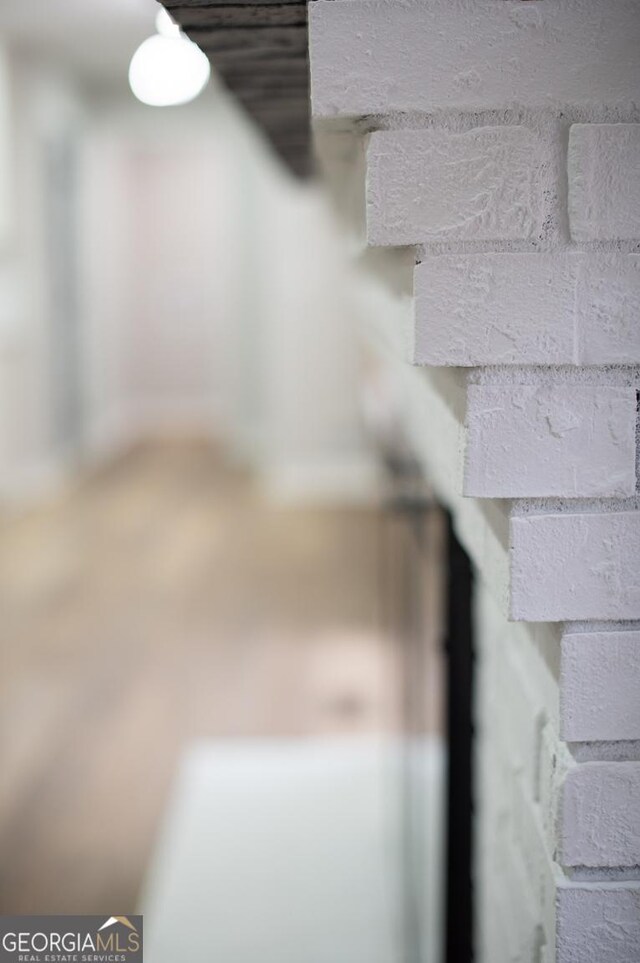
569, 124, 640, 242
465, 385, 637, 498
475, 584, 559, 954
578, 255, 640, 365
414, 254, 575, 366
557, 884, 640, 963
310, 0, 640, 118
366, 128, 547, 247
510, 511, 640, 622
415, 253, 640, 366
561, 762, 640, 868
561, 629, 640, 742
310, 1, 640, 958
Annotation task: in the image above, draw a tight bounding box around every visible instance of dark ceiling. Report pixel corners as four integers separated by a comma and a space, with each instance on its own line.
162, 0, 312, 177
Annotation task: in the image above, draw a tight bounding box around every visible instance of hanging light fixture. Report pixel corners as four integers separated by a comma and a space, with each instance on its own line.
128, 9, 210, 107
155, 8, 182, 38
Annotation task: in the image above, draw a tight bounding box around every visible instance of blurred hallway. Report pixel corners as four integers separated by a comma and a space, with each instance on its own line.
0, 440, 400, 915
0, 2, 451, 958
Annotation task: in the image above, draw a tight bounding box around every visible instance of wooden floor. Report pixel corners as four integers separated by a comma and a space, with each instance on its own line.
0, 441, 405, 914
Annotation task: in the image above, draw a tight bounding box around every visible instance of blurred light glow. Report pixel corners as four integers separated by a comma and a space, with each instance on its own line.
129, 35, 210, 107
155, 8, 182, 39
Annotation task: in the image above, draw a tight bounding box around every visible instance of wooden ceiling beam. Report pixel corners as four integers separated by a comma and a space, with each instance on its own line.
161, 0, 312, 177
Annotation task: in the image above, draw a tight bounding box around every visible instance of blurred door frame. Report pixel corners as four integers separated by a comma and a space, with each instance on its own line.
44, 130, 83, 460
380, 458, 475, 963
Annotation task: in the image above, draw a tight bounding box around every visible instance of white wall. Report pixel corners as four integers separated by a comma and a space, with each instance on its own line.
0, 45, 375, 507
310, 0, 640, 959
80, 96, 246, 456
258, 183, 378, 502
81, 90, 376, 500
0, 50, 85, 502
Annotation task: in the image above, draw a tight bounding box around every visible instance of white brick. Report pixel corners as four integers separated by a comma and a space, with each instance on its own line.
483, 852, 540, 963
476, 585, 562, 729
312, 2, 640, 957
561, 762, 640, 868
578, 255, 640, 364
561, 629, 640, 742
309, 0, 640, 119
476, 770, 549, 962
510, 511, 640, 622
537, 721, 563, 856
493, 643, 544, 794
366, 127, 547, 247
414, 253, 640, 367
511, 775, 557, 935
414, 254, 575, 366
557, 883, 640, 963
569, 124, 640, 242
464, 385, 637, 498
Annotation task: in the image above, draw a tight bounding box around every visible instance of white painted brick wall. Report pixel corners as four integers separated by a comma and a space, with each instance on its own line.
475, 584, 558, 954
366, 128, 547, 247
413, 253, 575, 366
309, 0, 640, 118
414, 253, 640, 366
537, 720, 564, 856
310, 0, 640, 958
511, 510, 640, 622
569, 124, 640, 242
493, 638, 544, 793
557, 884, 640, 963
578, 255, 640, 365
465, 385, 637, 499
561, 762, 640, 868
512, 775, 557, 942
475, 583, 640, 959
561, 627, 640, 743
